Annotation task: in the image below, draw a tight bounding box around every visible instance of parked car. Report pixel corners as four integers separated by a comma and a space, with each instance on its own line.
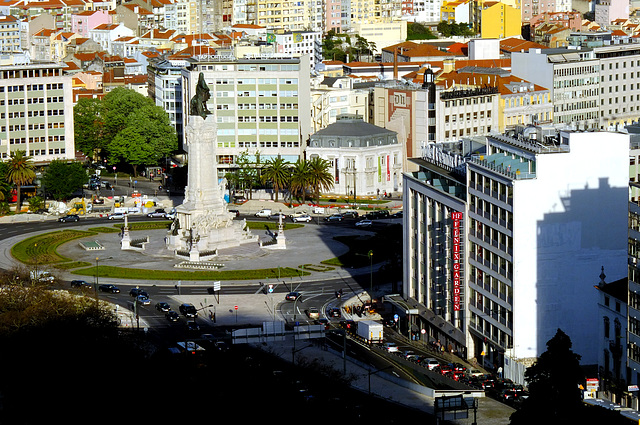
228, 209, 240, 217
58, 214, 80, 223
392, 211, 403, 218
285, 292, 301, 301
289, 211, 307, 219
147, 209, 167, 218
355, 219, 373, 228
155, 302, 171, 312
179, 303, 198, 318
324, 214, 344, 222
70, 280, 91, 289
292, 214, 312, 223
342, 211, 359, 219
98, 284, 120, 293
166, 311, 180, 322
107, 213, 126, 220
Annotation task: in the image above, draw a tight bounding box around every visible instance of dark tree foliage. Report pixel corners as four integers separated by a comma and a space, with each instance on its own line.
510, 329, 628, 425
42, 160, 88, 201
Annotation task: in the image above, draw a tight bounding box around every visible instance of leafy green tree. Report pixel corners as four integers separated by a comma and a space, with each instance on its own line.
510, 329, 629, 424
289, 159, 311, 203
73, 97, 104, 160
0, 161, 11, 202
262, 157, 290, 202
307, 157, 334, 204
73, 88, 177, 172
42, 160, 88, 201
437, 21, 475, 37
107, 103, 177, 177
6, 150, 35, 211
407, 22, 438, 40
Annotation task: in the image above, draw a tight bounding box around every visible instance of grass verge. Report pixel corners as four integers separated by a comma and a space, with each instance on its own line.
70, 265, 309, 281
12, 230, 97, 265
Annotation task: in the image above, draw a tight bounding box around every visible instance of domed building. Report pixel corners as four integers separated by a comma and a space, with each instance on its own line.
307, 114, 403, 198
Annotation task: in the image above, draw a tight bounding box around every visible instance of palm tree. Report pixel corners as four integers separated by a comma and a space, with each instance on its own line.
307, 156, 334, 204
262, 157, 290, 202
289, 159, 311, 203
7, 150, 36, 212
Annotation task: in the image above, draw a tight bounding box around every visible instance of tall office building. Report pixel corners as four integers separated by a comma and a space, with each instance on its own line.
148, 57, 186, 145
0, 63, 74, 164
402, 127, 628, 382
181, 54, 311, 174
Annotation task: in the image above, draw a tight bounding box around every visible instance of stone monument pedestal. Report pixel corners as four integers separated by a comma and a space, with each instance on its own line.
166, 114, 257, 257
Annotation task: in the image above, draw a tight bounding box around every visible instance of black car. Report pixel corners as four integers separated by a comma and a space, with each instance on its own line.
228, 209, 240, 217
130, 287, 147, 297
179, 303, 198, 318
324, 214, 344, 222
70, 280, 91, 289
98, 284, 120, 293
155, 302, 171, 312
342, 211, 359, 219
59, 215, 80, 223
165, 311, 180, 322
285, 292, 301, 301
186, 321, 200, 332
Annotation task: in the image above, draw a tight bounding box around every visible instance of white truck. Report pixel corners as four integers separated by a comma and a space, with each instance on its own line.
357, 320, 384, 344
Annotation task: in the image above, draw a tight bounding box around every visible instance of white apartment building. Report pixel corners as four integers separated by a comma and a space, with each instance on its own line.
402, 127, 629, 383
274, 31, 322, 70
511, 47, 599, 130
148, 57, 187, 144
0, 63, 75, 164
181, 54, 311, 174
512, 44, 640, 131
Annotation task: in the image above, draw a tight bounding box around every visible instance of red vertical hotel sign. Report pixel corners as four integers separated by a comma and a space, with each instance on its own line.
452, 212, 463, 311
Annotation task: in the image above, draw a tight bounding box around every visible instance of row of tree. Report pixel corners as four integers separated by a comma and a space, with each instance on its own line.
228, 154, 335, 203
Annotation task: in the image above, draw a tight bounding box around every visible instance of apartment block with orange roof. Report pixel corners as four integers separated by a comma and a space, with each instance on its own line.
71, 9, 110, 38
88, 22, 134, 54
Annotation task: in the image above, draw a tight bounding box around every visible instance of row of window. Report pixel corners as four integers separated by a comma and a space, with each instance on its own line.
0, 83, 63, 92
235, 115, 299, 122
216, 78, 298, 85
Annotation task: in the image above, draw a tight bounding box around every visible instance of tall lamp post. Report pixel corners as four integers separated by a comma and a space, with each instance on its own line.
94, 256, 99, 306
368, 250, 373, 294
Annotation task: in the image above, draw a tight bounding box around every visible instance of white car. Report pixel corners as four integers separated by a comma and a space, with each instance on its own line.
292, 214, 312, 223
383, 342, 399, 353
355, 219, 373, 228
289, 211, 307, 218
107, 213, 126, 220
424, 358, 441, 370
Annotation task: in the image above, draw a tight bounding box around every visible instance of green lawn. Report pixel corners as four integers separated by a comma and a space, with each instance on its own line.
12, 230, 97, 265
71, 265, 309, 281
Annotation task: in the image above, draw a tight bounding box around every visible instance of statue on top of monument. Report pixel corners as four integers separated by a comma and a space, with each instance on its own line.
189, 72, 211, 119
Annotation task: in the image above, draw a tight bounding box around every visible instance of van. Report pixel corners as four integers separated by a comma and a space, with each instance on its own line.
255, 209, 272, 218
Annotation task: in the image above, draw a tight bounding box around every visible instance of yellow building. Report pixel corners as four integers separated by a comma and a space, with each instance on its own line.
479, 1, 521, 39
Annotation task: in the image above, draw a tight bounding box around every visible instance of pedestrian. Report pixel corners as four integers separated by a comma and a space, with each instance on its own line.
498, 366, 503, 378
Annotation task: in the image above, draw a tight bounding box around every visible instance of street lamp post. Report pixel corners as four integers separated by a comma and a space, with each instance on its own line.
368, 250, 373, 294
94, 256, 99, 306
